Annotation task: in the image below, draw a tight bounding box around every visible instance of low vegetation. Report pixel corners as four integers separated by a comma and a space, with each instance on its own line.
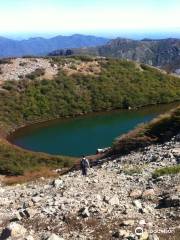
25, 68, 45, 80
122, 164, 143, 175
0, 58, 12, 64
2, 167, 59, 185
0, 139, 76, 175
0, 57, 179, 176
153, 165, 180, 178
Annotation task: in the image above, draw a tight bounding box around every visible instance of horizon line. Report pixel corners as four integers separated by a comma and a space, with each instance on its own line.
0, 31, 180, 41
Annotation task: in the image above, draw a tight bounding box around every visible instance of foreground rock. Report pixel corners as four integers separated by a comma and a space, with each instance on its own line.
0, 222, 27, 239
46, 234, 64, 240
0, 134, 179, 239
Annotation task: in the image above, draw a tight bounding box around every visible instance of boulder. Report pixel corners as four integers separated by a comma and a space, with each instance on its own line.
113, 229, 130, 238
79, 207, 90, 218
53, 179, 64, 188
133, 200, 142, 209
172, 148, 180, 157
139, 219, 146, 226
108, 194, 120, 206
130, 190, 142, 198
31, 196, 42, 204
47, 234, 64, 240
26, 208, 37, 218
142, 189, 155, 199
0, 222, 27, 239
16, 208, 37, 220
121, 219, 135, 226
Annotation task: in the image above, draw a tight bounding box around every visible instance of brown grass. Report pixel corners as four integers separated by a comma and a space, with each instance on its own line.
2, 167, 58, 185
63, 60, 101, 76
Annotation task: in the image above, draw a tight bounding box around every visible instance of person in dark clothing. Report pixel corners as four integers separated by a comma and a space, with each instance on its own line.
80, 156, 90, 176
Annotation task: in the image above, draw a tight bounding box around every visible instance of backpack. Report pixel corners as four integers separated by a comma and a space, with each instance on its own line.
81, 158, 88, 168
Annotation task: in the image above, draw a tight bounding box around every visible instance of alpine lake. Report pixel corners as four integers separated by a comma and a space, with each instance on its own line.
10, 102, 179, 157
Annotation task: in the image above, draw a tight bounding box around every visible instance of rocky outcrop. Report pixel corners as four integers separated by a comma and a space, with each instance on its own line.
0, 134, 179, 239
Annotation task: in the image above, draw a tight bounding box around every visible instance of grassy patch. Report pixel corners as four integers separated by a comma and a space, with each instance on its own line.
153, 165, 180, 178
25, 68, 45, 80
122, 164, 143, 175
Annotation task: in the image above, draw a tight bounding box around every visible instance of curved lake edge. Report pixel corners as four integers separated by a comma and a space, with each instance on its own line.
8, 101, 180, 157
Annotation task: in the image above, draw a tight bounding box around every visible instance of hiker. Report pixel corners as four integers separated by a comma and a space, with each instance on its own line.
80, 155, 90, 176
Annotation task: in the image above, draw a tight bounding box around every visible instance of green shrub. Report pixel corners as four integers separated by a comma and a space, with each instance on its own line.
0, 58, 12, 64
123, 165, 143, 175
26, 68, 45, 80
153, 165, 180, 178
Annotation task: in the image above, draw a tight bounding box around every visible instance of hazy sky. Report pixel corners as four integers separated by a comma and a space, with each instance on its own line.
0, 0, 180, 38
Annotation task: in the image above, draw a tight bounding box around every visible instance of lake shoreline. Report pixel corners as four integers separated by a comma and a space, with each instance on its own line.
8, 101, 180, 156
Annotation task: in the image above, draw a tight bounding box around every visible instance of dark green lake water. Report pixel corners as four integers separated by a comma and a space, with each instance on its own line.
11, 103, 179, 157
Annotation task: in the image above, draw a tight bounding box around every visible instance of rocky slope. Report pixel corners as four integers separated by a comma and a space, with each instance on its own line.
0, 57, 100, 85
0, 58, 58, 84
0, 134, 179, 240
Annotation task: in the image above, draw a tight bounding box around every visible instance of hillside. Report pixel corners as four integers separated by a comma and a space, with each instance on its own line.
0, 57, 179, 240
0, 56, 179, 175
0, 34, 109, 57
50, 38, 180, 74
1, 56, 180, 130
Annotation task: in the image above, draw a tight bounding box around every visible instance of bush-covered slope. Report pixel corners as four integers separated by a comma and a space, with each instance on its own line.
0, 57, 179, 175
0, 58, 180, 132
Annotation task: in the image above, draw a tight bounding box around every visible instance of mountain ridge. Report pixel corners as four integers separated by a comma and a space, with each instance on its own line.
0, 34, 109, 57
50, 37, 180, 73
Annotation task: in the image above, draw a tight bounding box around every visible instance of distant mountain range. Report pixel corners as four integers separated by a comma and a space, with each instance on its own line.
50, 38, 180, 73
0, 34, 109, 57
1, 34, 180, 74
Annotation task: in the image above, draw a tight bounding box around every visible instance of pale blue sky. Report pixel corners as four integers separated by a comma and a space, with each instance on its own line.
0, 0, 179, 38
